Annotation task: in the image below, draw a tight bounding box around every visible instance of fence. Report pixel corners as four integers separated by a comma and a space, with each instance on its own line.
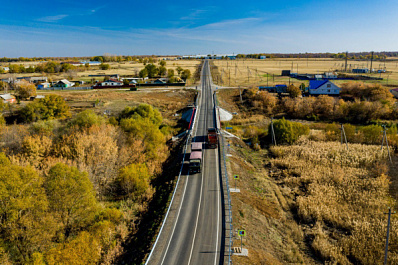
38, 86, 93, 90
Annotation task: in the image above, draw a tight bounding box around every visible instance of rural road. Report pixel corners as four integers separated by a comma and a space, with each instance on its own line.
146, 60, 224, 265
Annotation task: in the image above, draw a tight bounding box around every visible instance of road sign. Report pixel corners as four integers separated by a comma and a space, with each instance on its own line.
238, 230, 246, 236
233, 175, 239, 179
226, 127, 233, 130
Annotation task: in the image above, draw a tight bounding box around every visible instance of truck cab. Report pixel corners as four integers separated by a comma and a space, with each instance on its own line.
207, 128, 218, 148
189, 151, 202, 174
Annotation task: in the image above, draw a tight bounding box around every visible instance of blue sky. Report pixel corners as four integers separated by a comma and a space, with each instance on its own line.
1, 0, 397, 57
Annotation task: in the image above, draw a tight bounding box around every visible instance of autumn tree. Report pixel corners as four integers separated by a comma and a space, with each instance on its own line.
270, 118, 310, 144
0, 153, 54, 263
15, 80, 37, 99
45, 163, 98, 238
117, 163, 151, 200
287, 84, 301, 98
158, 66, 167, 76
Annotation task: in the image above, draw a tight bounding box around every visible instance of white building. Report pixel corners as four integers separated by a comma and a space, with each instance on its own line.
309, 80, 340, 95
100, 79, 123, 86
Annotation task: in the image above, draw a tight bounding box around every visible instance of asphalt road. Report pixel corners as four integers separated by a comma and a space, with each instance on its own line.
147, 60, 223, 265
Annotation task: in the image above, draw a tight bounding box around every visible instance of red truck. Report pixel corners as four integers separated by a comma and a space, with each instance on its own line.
207, 128, 218, 148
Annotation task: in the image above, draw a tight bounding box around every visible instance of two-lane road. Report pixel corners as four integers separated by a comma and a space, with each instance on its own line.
147, 60, 223, 265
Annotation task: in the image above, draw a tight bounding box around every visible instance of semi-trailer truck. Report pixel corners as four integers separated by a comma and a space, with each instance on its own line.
207, 128, 218, 148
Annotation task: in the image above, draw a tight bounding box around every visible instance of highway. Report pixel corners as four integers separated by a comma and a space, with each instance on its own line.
146, 60, 224, 265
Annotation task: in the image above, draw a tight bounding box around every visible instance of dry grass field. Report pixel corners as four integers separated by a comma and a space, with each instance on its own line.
226, 135, 398, 265
212, 58, 398, 88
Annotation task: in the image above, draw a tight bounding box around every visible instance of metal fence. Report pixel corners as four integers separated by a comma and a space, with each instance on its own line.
214, 93, 233, 265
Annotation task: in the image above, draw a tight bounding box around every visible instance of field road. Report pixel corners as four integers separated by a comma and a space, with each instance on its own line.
146, 60, 224, 265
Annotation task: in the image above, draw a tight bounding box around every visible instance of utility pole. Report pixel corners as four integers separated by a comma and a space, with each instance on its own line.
340, 123, 348, 150
247, 66, 249, 83
239, 86, 242, 103
381, 125, 393, 164
271, 117, 277, 146
345, 51, 348, 72
370, 51, 374, 73
384, 208, 396, 265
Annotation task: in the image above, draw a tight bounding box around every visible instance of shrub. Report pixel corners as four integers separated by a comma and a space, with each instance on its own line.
270, 118, 310, 145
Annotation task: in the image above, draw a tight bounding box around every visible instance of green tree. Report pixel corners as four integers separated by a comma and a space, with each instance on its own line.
117, 163, 151, 200
159, 60, 166, 67
19, 94, 71, 122
139, 68, 148, 78
145, 64, 159, 78
45, 163, 98, 238
181, 69, 191, 80
120, 104, 162, 125
176, 66, 183, 75
158, 66, 167, 76
270, 118, 310, 144
167, 69, 175, 79
69, 109, 105, 129
100, 63, 110, 70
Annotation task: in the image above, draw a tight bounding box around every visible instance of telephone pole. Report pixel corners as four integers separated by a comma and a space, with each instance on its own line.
345, 51, 348, 72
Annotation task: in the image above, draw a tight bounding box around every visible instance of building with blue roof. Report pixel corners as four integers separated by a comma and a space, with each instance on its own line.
309, 80, 340, 95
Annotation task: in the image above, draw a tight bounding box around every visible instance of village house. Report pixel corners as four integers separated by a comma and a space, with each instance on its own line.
100, 79, 123, 86
53, 79, 75, 88
308, 80, 341, 95
0, 93, 16, 103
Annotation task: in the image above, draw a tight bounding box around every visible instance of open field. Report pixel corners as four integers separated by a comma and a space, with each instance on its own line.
35, 88, 197, 126
212, 58, 398, 88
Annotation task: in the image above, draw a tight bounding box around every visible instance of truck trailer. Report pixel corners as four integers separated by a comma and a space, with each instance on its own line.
189, 151, 202, 174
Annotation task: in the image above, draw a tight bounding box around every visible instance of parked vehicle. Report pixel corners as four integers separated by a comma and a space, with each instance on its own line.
207, 128, 218, 148
189, 151, 202, 174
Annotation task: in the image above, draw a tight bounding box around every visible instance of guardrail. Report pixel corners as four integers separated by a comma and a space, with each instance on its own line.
214, 92, 233, 265
144, 90, 199, 265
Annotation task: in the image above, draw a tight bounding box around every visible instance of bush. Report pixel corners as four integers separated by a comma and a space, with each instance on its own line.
69, 110, 105, 129
270, 118, 310, 144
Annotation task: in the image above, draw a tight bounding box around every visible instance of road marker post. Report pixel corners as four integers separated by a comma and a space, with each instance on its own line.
238, 230, 246, 250
233, 175, 239, 190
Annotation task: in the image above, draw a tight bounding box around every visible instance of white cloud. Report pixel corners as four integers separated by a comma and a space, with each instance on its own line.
37, 14, 68, 23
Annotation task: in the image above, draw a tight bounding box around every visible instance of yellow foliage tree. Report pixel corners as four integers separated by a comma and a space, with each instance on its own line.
15, 80, 36, 99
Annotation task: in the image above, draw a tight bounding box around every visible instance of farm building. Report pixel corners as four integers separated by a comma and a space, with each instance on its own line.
37, 82, 51, 89
259, 84, 287, 93
53, 79, 75, 88
0, 93, 16, 103
309, 80, 340, 95
352, 68, 369, 73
